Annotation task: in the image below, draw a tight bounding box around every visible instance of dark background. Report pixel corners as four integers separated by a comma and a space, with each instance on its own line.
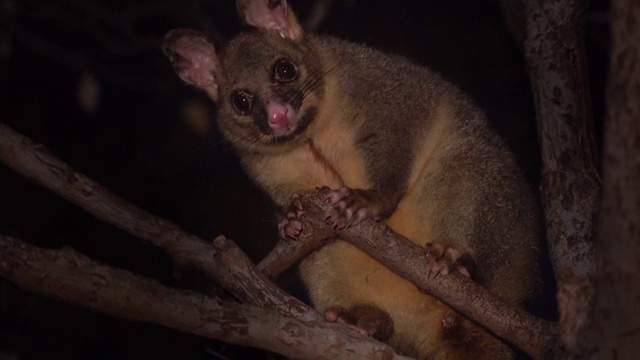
0, 0, 609, 359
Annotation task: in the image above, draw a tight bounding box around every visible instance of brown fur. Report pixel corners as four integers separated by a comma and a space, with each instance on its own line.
163, 2, 542, 358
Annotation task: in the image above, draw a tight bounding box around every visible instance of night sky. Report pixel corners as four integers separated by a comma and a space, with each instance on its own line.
0, 0, 609, 359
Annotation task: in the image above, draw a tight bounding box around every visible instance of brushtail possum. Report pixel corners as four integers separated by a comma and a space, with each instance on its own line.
163, 1, 542, 358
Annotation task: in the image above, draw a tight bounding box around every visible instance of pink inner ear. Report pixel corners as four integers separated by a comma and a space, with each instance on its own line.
174, 36, 218, 88
237, 0, 291, 38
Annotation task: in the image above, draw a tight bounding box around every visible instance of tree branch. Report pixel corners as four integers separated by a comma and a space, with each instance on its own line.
0, 123, 315, 321
0, 235, 408, 360
0, 120, 559, 358
260, 190, 560, 360
0, 123, 416, 358
0, 114, 560, 358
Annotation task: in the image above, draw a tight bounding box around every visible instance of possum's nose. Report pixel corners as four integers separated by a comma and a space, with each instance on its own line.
267, 101, 298, 136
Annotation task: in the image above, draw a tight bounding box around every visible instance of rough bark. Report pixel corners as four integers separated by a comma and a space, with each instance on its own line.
586, 0, 640, 358
0, 235, 407, 360
0, 123, 316, 322
522, 0, 600, 353
0, 124, 414, 359
261, 190, 560, 360
0, 124, 559, 359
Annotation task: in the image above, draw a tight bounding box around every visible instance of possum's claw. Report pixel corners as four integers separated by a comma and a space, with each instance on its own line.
325, 304, 394, 342
424, 242, 475, 278
278, 194, 304, 240
320, 186, 382, 229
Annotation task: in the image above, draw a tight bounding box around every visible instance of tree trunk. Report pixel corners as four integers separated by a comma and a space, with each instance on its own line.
586, 0, 640, 358
522, 0, 600, 354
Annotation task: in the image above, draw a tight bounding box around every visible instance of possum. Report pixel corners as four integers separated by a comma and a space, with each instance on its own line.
163, 1, 542, 358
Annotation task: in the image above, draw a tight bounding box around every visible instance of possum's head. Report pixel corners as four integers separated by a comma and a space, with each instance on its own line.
163, 0, 325, 153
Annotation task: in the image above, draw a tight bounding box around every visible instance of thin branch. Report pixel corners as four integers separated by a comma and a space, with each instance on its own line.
260, 190, 560, 360
0, 123, 559, 358
0, 235, 409, 360
0, 121, 559, 359
0, 123, 316, 322
0, 123, 413, 358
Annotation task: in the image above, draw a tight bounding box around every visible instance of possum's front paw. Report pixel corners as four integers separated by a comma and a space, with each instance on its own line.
320, 186, 383, 229
278, 194, 304, 240
424, 242, 475, 278
325, 304, 394, 342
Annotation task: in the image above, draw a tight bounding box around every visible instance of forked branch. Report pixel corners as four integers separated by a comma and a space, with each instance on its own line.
0, 235, 407, 360
0, 124, 559, 359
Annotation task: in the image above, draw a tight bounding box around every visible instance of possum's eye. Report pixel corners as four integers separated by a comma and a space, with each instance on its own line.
231, 91, 253, 115
274, 59, 298, 83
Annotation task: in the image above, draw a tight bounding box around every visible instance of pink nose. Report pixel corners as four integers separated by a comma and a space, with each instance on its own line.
270, 106, 289, 127
267, 102, 291, 129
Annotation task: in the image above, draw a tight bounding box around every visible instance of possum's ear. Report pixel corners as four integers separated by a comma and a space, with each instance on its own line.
236, 0, 303, 41
163, 29, 220, 100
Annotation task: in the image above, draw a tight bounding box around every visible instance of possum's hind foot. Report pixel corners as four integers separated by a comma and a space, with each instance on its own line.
325, 304, 394, 342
